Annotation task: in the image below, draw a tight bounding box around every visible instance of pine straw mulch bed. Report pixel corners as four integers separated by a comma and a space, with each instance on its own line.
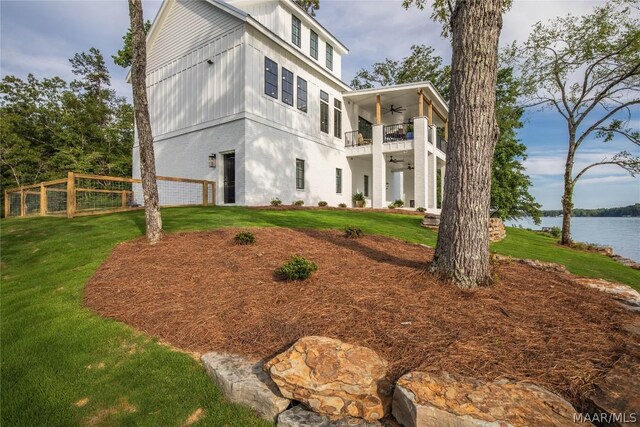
84, 227, 637, 408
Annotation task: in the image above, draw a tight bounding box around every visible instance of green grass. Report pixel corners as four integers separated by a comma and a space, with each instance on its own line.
2, 206, 638, 426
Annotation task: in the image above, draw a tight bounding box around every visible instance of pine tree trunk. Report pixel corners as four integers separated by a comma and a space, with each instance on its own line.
429, 0, 503, 288
128, 0, 163, 243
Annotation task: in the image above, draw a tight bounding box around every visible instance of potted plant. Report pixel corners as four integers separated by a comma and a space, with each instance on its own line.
352, 192, 366, 208
406, 123, 414, 140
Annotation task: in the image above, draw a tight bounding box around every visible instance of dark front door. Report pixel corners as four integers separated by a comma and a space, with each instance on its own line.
223, 152, 235, 204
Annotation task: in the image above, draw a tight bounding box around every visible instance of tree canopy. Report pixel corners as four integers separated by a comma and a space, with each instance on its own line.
112, 20, 152, 68
294, 0, 319, 16
0, 48, 133, 192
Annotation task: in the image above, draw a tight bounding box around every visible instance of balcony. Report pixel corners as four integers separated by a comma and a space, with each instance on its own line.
344, 130, 373, 147
383, 121, 414, 143
436, 134, 447, 153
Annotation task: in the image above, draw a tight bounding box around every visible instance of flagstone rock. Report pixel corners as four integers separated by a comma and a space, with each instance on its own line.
277, 405, 382, 427
265, 336, 392, 421
392, 371, 578, 427
201, 352, 290, 422
573, 277, 640, 312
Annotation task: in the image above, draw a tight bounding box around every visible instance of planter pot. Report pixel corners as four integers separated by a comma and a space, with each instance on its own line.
406, 132, 414, 140
354, 200, 365, 208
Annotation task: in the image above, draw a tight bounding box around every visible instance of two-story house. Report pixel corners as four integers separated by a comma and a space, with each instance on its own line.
131, 0, 448, 212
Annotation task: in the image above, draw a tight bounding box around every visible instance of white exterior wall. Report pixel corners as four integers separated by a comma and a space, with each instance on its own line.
349, 158, 373, 206
244, 119, 350, 206
133, 120, 246, 205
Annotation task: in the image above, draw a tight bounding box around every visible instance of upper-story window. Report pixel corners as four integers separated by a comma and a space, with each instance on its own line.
333, 99, 342, 138
292, 15, 301, 47
320, 90, 329, 134
282, 68, 294, 106
310, 30, 318, 60
326, 44, 333, 70
265, 57, 278, 99
297, 77, 307, 113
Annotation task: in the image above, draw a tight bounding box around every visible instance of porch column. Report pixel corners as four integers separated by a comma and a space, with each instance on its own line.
413, 116, 428, 209
428, 126, 438, 209
372, 124, 386, 208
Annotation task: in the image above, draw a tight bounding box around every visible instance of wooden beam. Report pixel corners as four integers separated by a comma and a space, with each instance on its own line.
202, 181, 208, 206
375, 94, 381, 125
427, 101, 433, 124
4, 191, 9, 218
40, 183, 47, 216
67, 172, 76, 218
121, 190, 127, 208
418, 90, 424, 117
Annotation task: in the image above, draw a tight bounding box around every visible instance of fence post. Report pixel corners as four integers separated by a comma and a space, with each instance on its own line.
40, 183, 47, 216
20, 189, 26, 217
202, 180, 208, 206
212, 182, 217, 207
121, 190, 127, 208
67, 172, 76, 218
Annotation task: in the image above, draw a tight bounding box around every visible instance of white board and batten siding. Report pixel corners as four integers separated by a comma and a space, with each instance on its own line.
145, 0, 246, 139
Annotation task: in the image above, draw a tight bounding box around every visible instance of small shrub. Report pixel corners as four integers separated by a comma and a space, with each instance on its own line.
352, 192, 366, 207
234, 231, 255, 245
393, 199, 405, 208
387, 203, 396, 209
270, 197, 282, 206
318, 201, 328, 207
293, 200, 304, 206
549, 226, 561, 238
344, 225, 363, 239
277, 255, 318, 281
416, 207, 426, 212
338, 203, 347, 208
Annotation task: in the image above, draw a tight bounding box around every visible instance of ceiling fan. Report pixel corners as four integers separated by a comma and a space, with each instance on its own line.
383, 104, 406, 115
388, 156, 403, 163
406, 163, 415, 170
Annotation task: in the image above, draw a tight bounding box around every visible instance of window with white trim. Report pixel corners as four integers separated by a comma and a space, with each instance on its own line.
282, 68, 294, 106
264, 57, 278, 99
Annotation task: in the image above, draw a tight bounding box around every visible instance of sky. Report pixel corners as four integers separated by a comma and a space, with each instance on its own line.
1, 0, 638, 210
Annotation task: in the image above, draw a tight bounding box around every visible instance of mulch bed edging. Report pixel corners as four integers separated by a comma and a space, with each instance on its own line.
84, 227, 636, 408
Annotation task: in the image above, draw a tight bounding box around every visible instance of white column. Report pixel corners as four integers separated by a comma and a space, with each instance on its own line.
372, 124, 385, 208
413, 116, 428, 209
428, 126, 438, 209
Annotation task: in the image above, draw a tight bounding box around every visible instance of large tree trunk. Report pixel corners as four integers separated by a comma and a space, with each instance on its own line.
429, 0, 503, 288
561, 151, 574, 245
128, 0, 163, 243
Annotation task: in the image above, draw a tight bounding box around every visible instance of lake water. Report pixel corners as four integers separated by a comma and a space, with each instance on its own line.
506, 217, 640, 262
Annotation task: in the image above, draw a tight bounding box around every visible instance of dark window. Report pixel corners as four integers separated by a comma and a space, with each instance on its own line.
364, 175, 369, 197
336, 168, 342, 193
326, 44, 333, 70
320, 90, 329, 133
358, 116, 373, 140
282, 68, 294, 106
292, 15, 301, 47
296, 159, 305, 190
333, 99, 342, 138
264, 57, 278, 99
310, 30, 318, 59
297, 77, 307, 112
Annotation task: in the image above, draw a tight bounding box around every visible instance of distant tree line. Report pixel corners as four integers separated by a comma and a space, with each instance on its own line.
541, 204, 640, 218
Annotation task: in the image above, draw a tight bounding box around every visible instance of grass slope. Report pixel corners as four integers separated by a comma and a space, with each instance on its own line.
2, 207, 637, 426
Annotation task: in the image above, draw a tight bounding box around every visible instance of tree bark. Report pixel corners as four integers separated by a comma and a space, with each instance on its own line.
429, 0, 503, 288
128, 0, 163, 243
561, 145, 575, 245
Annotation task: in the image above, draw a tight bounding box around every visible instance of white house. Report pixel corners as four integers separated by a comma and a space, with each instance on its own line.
132, 0, 448, 211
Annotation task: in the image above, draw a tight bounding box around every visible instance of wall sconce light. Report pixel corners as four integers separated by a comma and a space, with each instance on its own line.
206, 59, 214, 65
209, 153, 217, 168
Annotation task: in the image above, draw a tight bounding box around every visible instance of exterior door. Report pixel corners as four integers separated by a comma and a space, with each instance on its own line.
223, 152, 235, 204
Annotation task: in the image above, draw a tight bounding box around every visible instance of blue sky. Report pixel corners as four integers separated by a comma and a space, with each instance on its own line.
1, 0, 638, 209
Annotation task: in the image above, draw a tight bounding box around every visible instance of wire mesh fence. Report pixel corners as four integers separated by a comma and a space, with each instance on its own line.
4, 173, 215, 218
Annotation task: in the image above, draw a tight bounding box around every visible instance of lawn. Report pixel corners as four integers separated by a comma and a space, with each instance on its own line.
2, 206, 638, 426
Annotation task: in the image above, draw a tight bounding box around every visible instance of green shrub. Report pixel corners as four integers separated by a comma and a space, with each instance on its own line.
344, 225, 364, 239
387, 203, 396, 209
277, 255, 318, 281
416, 207, 426, 212
293, 200, 304, 206
234, 231, 255, 245
550, 226, 561, 238
270, 198, 282, 206
352, 192, 366, 207
338, 203, 347, 208
318, 201, 328, 207
393, 199, 404, 208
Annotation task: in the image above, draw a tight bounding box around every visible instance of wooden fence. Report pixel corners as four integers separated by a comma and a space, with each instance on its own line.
4, 172, 216, 218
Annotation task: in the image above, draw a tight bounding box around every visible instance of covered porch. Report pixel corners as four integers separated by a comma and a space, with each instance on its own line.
342, 82, 448, 212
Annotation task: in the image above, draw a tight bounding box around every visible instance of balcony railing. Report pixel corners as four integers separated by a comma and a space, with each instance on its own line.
383, 121, 414, 143
436, 135, 447, 153
345, 130, 373, 147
